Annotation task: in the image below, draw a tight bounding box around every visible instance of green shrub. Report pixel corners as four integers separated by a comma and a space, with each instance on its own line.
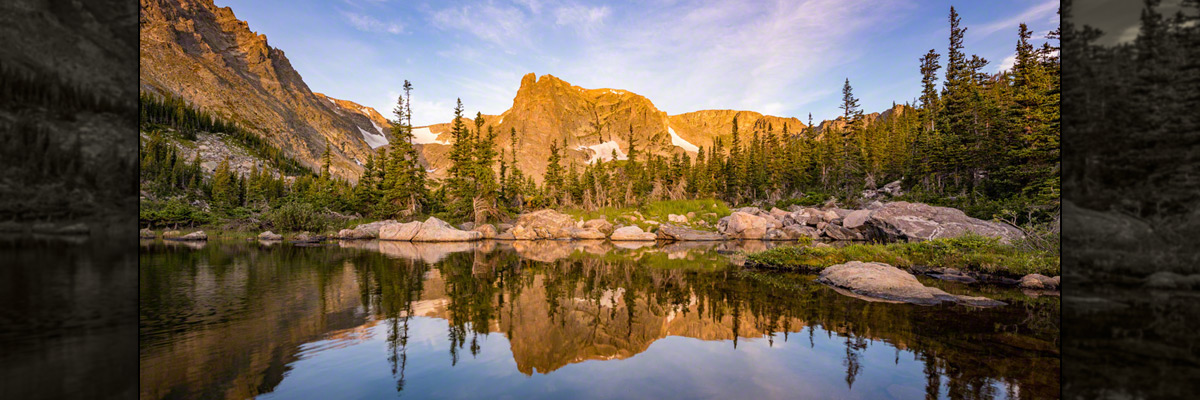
265, 200, 329, 233
139, 198, 213, 228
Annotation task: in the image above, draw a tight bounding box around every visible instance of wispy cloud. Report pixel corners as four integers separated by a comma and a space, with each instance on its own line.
975, 0, 1058, 38
341, 10, 404, 34
554, 4, 611, 35
430, 3, 531, 48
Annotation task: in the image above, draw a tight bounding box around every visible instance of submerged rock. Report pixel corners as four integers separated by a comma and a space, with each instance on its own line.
817, 261, 1004, 307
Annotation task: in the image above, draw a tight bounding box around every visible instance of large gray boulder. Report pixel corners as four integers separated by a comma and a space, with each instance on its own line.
817, 261, 1004, 307
412, 217, 482, 242
865, 202, 1024, 243
842, 209, 872, 229
583, 218, 615, 235
379, 221, 422, 241
610, 225, 657, 241
822, 224, 863, 241
657, 224, 724, 241
1062, 200, 1156, 245
569, 227, 607, 239
513, 209, 577, 239
720, 211, 771, 239
174, 231, 207, 241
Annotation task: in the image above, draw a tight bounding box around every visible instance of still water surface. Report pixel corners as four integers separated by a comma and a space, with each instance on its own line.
140, 239, 1059, 399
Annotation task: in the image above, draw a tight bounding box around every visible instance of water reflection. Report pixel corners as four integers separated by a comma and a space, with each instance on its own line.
140, 239, 1059, 399
2, 235, 138, 399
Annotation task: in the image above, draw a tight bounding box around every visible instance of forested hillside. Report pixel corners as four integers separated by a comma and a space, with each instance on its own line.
139, 6, 1059, 231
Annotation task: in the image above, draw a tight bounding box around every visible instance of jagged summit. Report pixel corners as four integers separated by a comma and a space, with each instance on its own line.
140, 0, 387, 181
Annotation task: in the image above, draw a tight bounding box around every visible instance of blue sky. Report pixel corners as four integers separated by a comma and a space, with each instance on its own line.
216, 0, 1060, 126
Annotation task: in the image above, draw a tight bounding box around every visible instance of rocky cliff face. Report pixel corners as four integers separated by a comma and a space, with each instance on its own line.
416, 73, 812, 183
668, 110, 806, 151
139, 0, 386, 181
808, 103, 912, 139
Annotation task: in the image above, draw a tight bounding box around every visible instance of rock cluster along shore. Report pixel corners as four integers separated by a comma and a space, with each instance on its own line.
320, 201, 1023, 244
817, 261, 1006, 307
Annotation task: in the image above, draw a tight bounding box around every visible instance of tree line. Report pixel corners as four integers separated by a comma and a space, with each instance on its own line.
140, 6, 1061, 228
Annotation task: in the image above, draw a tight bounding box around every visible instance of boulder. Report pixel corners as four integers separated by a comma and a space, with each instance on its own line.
379, 221, 423, 241
457, 221, 476, 231
668, 214, 688, 224
783, 225, 820, 239
583, 219, 614, 235
769, 207, 789, 220
174, 231, 208, 241
881, 180, 904, 197
865, 200, 885, 210
822, 224, 863, 241
764, 229, 791, 241
569, 227, 607, 240
1063, 200, 1156, 245
818, 261, 1004, 306
821, 210, 840, 223
258, 231, 283, 240
412, 217, 482, 242
610, 225, 657, 241
865, 201, 1024, 243
842, 209, 872, 229
510, 225, 538, 240
291, 231, 323, 243
1019, 274, 1058, 290
721, 211, 770, 239
657, 224, 724, 241
514, 209, 577, 239
350, 220, 397, 238
337, 228, 373, 240
473, 224, 498, 239
497, 223, 514, 232
140, 228, 156, 239
495, 231, 517, 240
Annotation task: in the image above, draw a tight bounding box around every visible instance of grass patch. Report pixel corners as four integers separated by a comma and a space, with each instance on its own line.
745, 234, 1059, 277
565, 199, 730, 231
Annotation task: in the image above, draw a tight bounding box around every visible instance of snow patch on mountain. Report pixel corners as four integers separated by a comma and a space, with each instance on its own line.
668, 126, 700, 152
412, 127, 449, 145
578, 141, 628, 164
358, 127, 389, 149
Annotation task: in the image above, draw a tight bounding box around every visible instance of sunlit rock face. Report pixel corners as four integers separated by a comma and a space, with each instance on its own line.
140, 0, 390, 181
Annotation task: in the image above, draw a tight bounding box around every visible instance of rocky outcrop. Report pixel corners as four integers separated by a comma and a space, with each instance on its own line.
1062, 200, 1156, 245
258, 231, 282, 240
512, 209, 577, 240
379, 221, 422, 241
170, 231, 208, 241
864, 202, 1024, 243
140, 228, 156, 239
719, 212, 771, 239
140, 0, 385, 181
1019, 274, 1060, 290
657, 224, 723, 241
582, 219, 614, 235
411, 217, 482, 242
610, 226, 657, 241
817, 261, 1004, 307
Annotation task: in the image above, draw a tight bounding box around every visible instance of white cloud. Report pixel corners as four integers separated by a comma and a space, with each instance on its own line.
554, 4, 611, 35
559, 0, 903, 117
430, 3, 530, 48
995, 53, 1016, 73
975, 0, 1059, 38
341, 11, 404, 34
514, 0, 542, 14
